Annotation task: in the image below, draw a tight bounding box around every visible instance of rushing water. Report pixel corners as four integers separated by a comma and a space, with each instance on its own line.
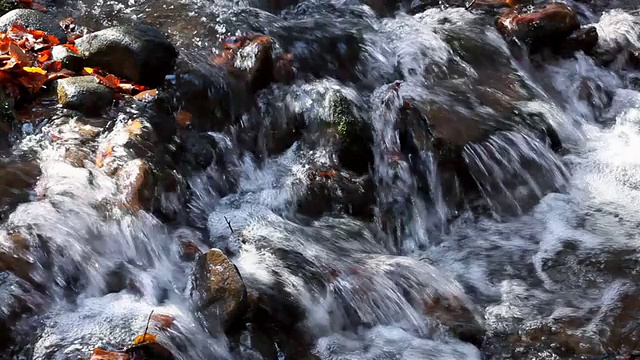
1, 0, 640, 359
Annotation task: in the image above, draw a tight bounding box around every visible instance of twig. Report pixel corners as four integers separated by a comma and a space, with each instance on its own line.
224, 216, 234, 233
465, 0, 476, 10
140, 310, 154, 344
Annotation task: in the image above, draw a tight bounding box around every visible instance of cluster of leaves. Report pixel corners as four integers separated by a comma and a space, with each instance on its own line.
0, 24, 74, 100
0, 22, 148, 105
82, 66, 146, 97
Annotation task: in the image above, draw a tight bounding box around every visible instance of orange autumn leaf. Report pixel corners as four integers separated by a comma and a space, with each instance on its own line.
174, 110, 192, 127
0, 36, 11, 53
62, 43, 79, 53
133, 89, 157, 101
23, 66, 46, 74
94, 73, 120, 89
8, 43, 32, 66
44, 60, 62, 72
16, 76, 47, 94
132, 333, 156, 345
37, 49, 51, 63
45, 68, 74, 82
96, 144, 113, 168
88, 348, 130, 360
318, 169, 337, 178
127, 120, 142, 136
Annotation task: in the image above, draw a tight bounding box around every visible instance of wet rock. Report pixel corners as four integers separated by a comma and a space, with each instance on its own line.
254, 0, 300, 13
51, 45, 84, 73
178, 240, 201, 262
556, 26, 599, 57
268, 6, 363, 82
629, 50, 640, 70
178, 132, 217, 171
191, 249, 247, 332
56, 76, 114, 115
215, 35, 275, 93
126, 342, 175, 360
297, 168, 375, 220
0, 272, 42, 345
328, 93, 373, 174
75, 24, 178, 87
496, 3, 581, 54
167, 60, 245, 133
0, 9, 67, 43
0, 159, 39, 219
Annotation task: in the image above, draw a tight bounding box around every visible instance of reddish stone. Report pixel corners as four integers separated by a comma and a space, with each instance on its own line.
496, 3, 580, 53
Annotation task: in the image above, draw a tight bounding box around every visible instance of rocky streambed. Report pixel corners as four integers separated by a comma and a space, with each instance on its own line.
0, 0, 639, 359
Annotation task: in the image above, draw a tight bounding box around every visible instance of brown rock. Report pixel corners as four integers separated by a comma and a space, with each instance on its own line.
557, 26, 599, 56
191, 249, 247, 332
496, 3, 580, 54
218, 35, 275, 93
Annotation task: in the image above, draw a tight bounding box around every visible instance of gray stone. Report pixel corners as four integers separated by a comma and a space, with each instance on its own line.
75, 24, 178, 87
51, 45, 84, 73
0, 9, 67, 43
191, 248, 247, 332
56, 76, 114, 115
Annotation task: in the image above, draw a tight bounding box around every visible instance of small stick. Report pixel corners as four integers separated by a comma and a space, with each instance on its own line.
224, 216, 234, 233
141, 310, 154, 343
465, 0, 476, 10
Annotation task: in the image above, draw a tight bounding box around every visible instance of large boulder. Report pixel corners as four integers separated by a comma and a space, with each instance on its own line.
191, 249, 247, 332
0, 9, 67, 43
75, 24, 178, 87
56, 76, 114, 115
496, 3, 581, 54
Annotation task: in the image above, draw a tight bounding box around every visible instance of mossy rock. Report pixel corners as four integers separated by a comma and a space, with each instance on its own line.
328, 92, 373, 174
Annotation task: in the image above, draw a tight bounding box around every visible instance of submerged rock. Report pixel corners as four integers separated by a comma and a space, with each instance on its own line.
496, 3, 580, 54
191, 249, 247, 332
0, 159, 40, 219
0, 272, 42, 345
56, 76, 114, 115
297, 167, 375, 220
75, 24, 178, 86
0, 9, 67, 43
557, 26, 599, 56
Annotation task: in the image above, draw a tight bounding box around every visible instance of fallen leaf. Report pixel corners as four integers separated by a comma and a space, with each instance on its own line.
37, 49, 51, 63
9, 42, 32, 66
88, 348, 130, 360
23, 66, 46, 74
94, 73, 120, 89
132, 333, 157, 345
82, 67, 95, 75
45, 68, 74, 82
133, 89, 157, 102
127, 120, 142, 136
318, 169, 337, 178
96, 144, 113, 168
174, 110, 192, 127
62, 43, 79, 53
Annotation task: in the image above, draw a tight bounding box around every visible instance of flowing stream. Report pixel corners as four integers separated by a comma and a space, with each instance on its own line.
1, 0, 640, 359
